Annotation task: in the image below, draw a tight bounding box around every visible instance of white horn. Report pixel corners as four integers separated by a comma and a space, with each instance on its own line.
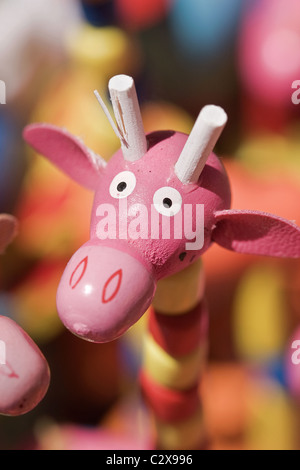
109, 74, 147, 162
175, 105, 228, 185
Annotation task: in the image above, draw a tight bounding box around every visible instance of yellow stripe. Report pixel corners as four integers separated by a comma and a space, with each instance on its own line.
155, 405, 205, 450
153, 259, 205, 315
143, 333, 207, 390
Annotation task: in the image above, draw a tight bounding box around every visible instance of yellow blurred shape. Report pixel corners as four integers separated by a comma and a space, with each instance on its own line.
155, 405, 205, 450
247, 377, 296, 450
233, 264, 288, 362
142, 102, 194, 136
236, 132, 300, 182
153, 259, 204, 315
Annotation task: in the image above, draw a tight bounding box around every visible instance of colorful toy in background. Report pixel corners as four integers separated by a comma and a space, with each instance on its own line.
0, 215, 17, 256
132, 0, 245, 143
115, 0, 170, 31
0, 112, 26, 214
231, 129, 300, 382
201, 130, 300, 448
0, 215, 50, 416
79, 0, 116, 27
169, 0, 245, 58
23, 74, 300, 449
0, 0, 80, 108
0, 0, 80, 223
201, 361, 298, 451
79, 0, 170, 31
238, 0, 300, 132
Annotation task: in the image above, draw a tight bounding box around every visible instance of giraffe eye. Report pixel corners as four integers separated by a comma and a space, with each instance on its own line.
110, 171, 136, 199
153, 187, 182, 217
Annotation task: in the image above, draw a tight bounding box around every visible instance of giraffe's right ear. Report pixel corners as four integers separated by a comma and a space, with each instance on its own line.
23, 124, 107, 191
212, 210, 300, 258
0, 215, 18, 254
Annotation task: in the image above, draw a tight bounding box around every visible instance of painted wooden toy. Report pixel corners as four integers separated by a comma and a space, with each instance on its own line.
0, 215, 50, 416
23, 75, 300, 448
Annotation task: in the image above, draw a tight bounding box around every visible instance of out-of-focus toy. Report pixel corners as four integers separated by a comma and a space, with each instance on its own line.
116, 0, 170, 31
238, 0, 300, 132
0, 215, 50, 416
0, 113, 25, 213
23, 75, 300, 449
169, 0, 244, 58
79, 0, 116, 27
0, 0, 80, 107
0, 0, 80, 220
0, 215, 17, 255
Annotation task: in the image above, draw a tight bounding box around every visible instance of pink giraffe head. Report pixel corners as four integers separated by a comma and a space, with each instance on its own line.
23, 75, 300, 344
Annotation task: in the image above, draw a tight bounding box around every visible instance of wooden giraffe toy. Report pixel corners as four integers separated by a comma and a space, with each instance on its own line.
23, 75, 300, 448
0, 215, 50, 416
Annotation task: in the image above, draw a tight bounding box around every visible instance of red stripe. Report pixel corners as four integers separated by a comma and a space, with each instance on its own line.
140, 371, 200, 423
148, 300, 208, 357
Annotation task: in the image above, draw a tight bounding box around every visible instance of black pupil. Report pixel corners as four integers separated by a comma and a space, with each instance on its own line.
117, 182, 127, 192
163, 198, 173, 209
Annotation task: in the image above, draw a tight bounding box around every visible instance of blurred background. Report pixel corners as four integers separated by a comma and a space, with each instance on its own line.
1, 0, 300, 450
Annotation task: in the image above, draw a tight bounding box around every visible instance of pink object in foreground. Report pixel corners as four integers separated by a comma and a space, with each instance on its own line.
0, 214, 50, 416
0, 316, 50, 416
23, 75, 300, 344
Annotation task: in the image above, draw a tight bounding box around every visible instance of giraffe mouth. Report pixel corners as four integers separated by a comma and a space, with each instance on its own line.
56, 242, 156, 343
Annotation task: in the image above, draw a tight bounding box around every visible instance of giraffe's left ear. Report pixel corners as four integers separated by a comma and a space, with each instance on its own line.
0, 215, 18, 254
211, 210, 300, 258
23, 124, 106, 191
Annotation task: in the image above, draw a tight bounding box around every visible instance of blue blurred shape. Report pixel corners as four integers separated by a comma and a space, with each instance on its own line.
169, 0, 245, 58
80, 0, 116, 27
0, 111, 25, 213
0, 295, 15, 320
264, 356, 288, 390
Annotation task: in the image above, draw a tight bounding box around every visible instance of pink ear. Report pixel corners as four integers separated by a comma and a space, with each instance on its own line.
0, 215, 18, 254
212, 210, 300, 258
23, 124, 106, 191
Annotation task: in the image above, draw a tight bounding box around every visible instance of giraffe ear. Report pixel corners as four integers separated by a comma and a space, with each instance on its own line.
212, 210, 300, 258
23, 124, 106, 191
0, 215, 18, 254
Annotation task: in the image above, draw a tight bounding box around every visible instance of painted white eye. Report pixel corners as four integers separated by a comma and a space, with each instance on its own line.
153, 187, 182, 217
109, 171, 136, 199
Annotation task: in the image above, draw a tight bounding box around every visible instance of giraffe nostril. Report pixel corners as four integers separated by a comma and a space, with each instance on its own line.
102, 269, 123, 304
